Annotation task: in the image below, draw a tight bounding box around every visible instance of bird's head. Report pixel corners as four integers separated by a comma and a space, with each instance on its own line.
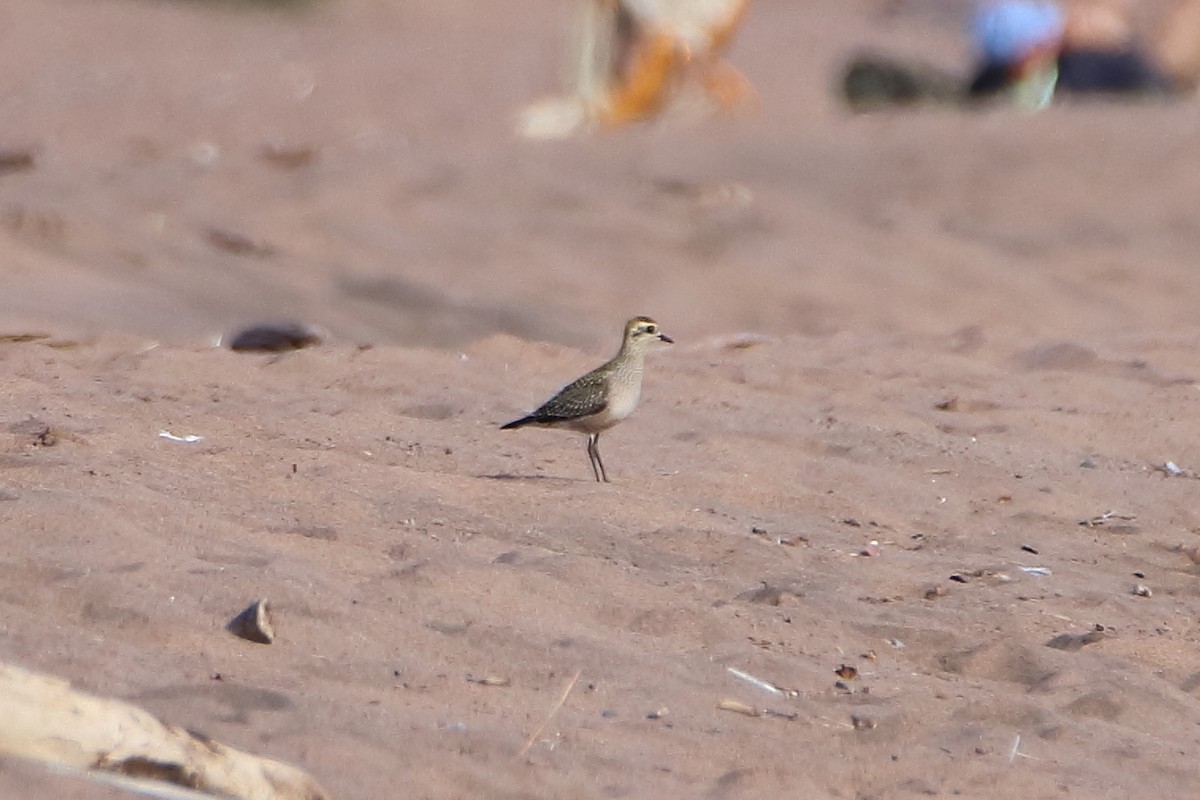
624, 316, 674, 350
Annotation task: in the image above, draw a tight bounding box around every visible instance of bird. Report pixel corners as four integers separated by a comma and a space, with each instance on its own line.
501, 316, 673, 482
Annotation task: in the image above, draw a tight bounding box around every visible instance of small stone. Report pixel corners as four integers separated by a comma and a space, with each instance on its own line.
1046, 629, 1106, 652
8, 418, 55, 447
206, 227, 274, 257
226, 598, 274, 644
735, 584, 782, 605
228, 321, 323, 352
0, 149, 35, 174
259, 143, 318, 170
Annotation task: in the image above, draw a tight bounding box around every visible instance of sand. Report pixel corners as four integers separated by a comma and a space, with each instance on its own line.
3, 1, 1200, 797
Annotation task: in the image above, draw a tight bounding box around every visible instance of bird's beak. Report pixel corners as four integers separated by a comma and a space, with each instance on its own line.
659, 333, 674, 344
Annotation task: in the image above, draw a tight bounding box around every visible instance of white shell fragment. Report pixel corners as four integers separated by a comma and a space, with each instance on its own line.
158, 430, 203, 443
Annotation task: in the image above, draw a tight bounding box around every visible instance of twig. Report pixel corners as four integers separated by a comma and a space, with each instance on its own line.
717, 698, 799, 721
1008, 734, 1038, 764
727, 666, 784, 696
1078, 511, 1136, 528
1008, 734, 1021, 764
518, 669, 581, 758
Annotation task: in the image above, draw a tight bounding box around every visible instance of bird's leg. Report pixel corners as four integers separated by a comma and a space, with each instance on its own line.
595, 433, 608, 483
585, 434, 598, 481
587, 433, 609, 482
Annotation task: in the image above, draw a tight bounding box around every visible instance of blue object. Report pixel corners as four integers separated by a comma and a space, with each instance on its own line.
973, 1, 1065, 65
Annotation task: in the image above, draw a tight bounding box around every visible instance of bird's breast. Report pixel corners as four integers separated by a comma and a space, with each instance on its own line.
606, 378, 643, 422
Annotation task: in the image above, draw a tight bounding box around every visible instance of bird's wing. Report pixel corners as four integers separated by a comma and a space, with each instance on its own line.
530, 370, 609, 421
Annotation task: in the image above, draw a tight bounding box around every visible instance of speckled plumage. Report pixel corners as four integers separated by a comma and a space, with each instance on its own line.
520, 368, 612, 426
502, 316, 672, 481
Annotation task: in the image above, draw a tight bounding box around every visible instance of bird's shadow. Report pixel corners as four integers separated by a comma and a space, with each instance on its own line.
479, 472, 591, 484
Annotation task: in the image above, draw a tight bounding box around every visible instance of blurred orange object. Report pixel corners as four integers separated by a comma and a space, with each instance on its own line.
519, 0, 753, 139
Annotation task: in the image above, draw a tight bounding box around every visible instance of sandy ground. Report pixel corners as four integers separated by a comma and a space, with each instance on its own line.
4, 1, 1200, 798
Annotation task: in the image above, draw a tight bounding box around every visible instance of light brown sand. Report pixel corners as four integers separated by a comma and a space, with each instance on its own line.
3, 1, 1200, 798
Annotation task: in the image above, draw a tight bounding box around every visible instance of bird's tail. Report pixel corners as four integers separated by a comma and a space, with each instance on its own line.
500, 416, 536, 430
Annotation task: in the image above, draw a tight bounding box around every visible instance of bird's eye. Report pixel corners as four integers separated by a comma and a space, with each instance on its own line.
645, 324, 657, 334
